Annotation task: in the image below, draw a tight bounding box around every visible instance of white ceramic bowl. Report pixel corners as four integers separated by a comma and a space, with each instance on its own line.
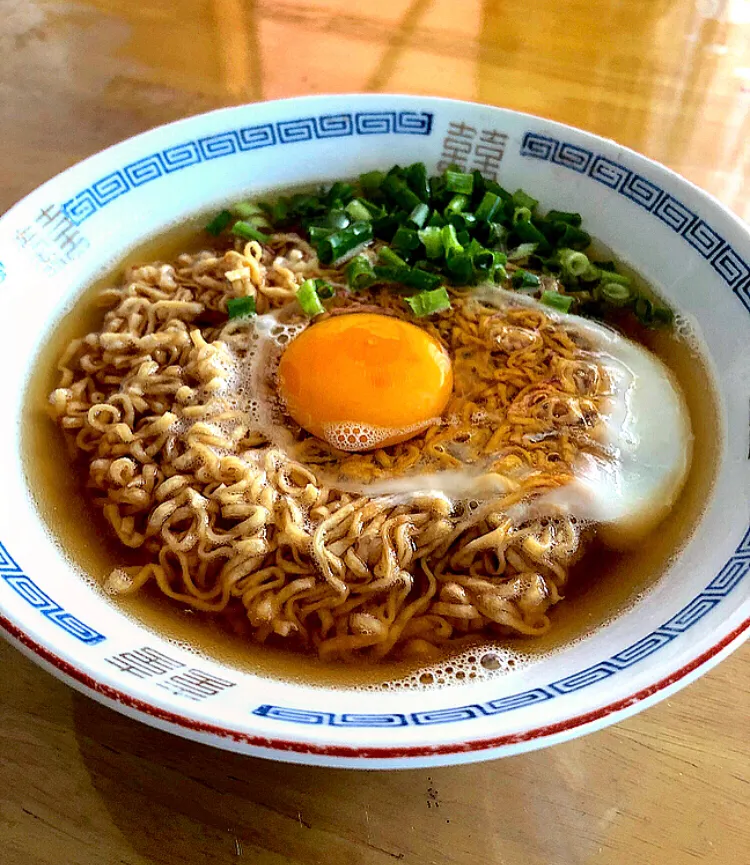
1, 95, 748, 768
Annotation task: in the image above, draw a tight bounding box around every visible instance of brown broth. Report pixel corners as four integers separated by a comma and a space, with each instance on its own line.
21, 226, 721, 688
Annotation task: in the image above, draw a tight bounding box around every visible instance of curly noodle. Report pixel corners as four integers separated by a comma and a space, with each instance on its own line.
49, 233, 614, 662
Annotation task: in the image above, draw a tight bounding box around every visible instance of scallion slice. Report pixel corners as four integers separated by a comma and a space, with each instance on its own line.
444, 194, 470, 216
634, 296, 654, 324
405, 287, 451, 317
378, 246, 407, 267
559, 248, 591, 278
512, 189, 538, 211
446, 249, 473, 283
313, 279, 335, 299
233, 201, 267, 222
316, 221, 373, 264
232, 220, 270, 244
651, 305, 674, 326
444, 169, 474, 195
507, 242, 538, 261
540, 290, 574, 313
408, 202, 430, 228
406, 162, 430, 202
226, 296, 257, 319
418, 226, 443, 259
512, 206, 532, 225
382, 174, 421, 210
359, 170, 385, 192
345, 199, 373, 222
599, 282, 633, 306
511, 269, 541, 289
545, 210, 582, 227
373, 265, 442, 291
205, 210, 232, 236
441, 223, 463, 256
297, 279, 326, 316
346, 255, 376, 290
475, 191, 501, 223
597, 269, 630, 286
391, 226, 421, 255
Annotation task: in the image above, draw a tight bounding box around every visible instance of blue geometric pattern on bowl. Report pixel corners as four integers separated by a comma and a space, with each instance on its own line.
520, 131, 750, 313
253, 526, 750, 727
62, 110, 434, 226
0, 542, 105, 645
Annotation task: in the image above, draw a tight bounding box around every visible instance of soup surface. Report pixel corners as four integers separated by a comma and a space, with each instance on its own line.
23, 172, 720, 688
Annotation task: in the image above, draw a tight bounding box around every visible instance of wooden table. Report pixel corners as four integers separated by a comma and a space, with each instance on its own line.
1, 2, 748, 863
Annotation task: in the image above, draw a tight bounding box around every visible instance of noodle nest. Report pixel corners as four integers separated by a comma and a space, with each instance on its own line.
50, 233, 614, 662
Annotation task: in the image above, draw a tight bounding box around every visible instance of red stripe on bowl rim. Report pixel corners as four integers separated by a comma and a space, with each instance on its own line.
1, 612, 748, 759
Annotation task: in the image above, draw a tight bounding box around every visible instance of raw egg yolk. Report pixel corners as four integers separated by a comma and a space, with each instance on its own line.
277, 313, 453, 451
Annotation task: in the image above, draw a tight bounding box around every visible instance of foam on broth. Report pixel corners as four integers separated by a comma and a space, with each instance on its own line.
21, 222, 722, 690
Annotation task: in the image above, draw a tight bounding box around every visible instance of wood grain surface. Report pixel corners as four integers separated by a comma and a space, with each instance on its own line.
0, 1, 748, 863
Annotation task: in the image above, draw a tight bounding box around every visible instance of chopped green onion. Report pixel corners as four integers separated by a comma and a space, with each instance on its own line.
418, 226, 443, 259
634, 296, 654, 324
651, 306, 674, 326
541, 290, 574, 313
444, 194, 470, 216
232, 220, 270, 244
487, 222, 509, 248
508, 243, 538, 261
559, 248, 591, 278
511, 270, 541, 289
512, 206, 532, 225
597, 269, 630, 286
556, 224, 591, 251
441, 223, 463, 256
297, 279, 326, 316
513, 220, 548, 248
346, 255, 376, 290
313, 279, 335, 299
308, 225, 333, 243
316, 221, 373, 264
205, 210, 232, 236
382, 174, 421, 210
379, 246, 407, 267
359, 170, 386, 192
472, 249, 496, 273
599, 282, 633, 306
545, 210, 582, 227
444, 169, 474, 195
448, 212, 477, 232
326, 209, 351, 231
405, 287, 451, 317
233, 201, 267, 221
512, 189, 538, 211
374, 265, 442, 291
391, 226, 421, 255
408, 202, 430, 228
475, 192, 501, 223
446, 249, 473, 283
406, 163, 430, 202
227, 296, 257, 319
345, 199, 373, 222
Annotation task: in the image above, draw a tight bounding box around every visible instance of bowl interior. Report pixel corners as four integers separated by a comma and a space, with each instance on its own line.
1, 95, 748, 766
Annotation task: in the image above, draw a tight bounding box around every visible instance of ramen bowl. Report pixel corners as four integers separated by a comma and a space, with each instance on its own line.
1, 94, 748, 768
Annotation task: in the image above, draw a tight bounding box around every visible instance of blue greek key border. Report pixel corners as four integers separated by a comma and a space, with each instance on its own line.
519, 131, 750, 314
61, 110, 433, 226
253, 525, 750, 727
0, 542, 105, 645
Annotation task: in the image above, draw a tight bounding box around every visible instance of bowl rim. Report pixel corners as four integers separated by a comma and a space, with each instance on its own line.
2, 93, 748, 767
